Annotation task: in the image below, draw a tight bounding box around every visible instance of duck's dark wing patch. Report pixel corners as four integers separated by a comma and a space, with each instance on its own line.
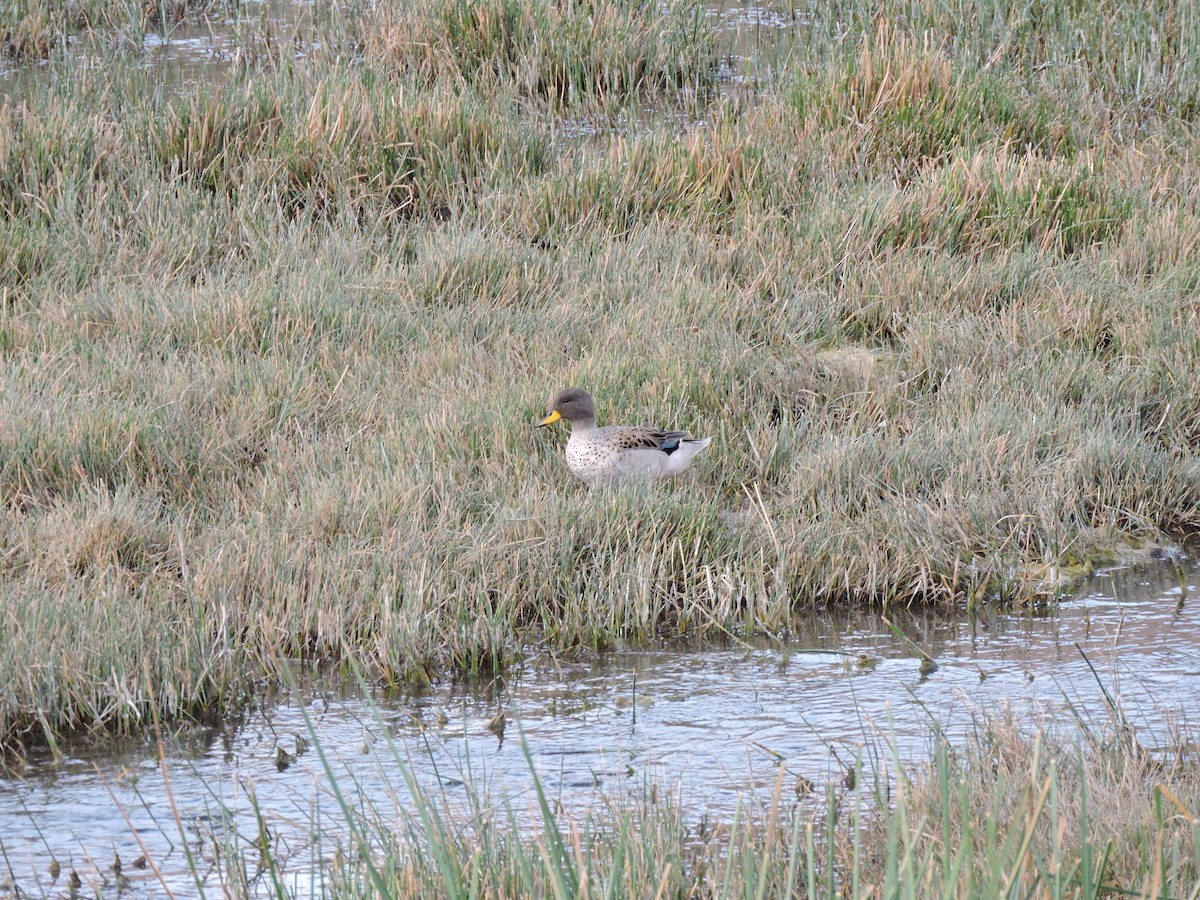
616, 427, 691, 453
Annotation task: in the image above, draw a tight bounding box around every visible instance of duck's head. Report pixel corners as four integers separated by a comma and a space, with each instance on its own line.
537, 387, 596, 427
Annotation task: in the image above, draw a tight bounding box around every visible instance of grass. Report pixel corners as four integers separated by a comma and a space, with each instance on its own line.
0, 0, 230, 61
36, 688, 1198, 898
0, 0, 1197, 750
306, 718, 1200, 898
368, 0, 717, 107
322, 718, 1200, 898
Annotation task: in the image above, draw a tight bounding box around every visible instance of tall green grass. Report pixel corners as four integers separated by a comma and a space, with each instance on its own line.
0, 0, 1198, 747
166, 700, 1200, 899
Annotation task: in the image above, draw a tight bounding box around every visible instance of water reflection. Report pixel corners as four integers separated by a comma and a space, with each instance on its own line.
0, 554, 1196, 897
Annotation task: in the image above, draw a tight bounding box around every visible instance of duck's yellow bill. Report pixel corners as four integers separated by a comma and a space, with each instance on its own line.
537, 410, 562, 427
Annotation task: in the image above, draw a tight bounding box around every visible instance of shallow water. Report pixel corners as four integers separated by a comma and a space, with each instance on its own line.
1, 554, 1197, 897
0, 0, 315, 100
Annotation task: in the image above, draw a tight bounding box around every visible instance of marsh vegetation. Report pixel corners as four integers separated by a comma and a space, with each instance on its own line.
313, 710, 1200, 898
5, 562, 1198, 896
2, 0, 1200, 897
0, 0, 1199, 891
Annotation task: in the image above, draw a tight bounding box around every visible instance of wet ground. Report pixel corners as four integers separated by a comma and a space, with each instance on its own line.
0, 0, 807, 102
0, 0, 316, 99
1, 554, 1197, 897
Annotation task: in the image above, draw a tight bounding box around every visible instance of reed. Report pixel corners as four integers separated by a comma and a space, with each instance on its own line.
181, 699, 1200, 898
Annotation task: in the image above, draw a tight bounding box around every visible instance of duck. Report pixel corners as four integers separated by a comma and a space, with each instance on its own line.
536, 387, 713, 485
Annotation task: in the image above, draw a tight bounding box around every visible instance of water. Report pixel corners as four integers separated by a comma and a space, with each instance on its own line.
1, 554, 1197, 897
0, 0, 316, 101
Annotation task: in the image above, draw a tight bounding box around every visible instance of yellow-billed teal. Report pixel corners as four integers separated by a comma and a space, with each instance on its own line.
537, 388, 712, 485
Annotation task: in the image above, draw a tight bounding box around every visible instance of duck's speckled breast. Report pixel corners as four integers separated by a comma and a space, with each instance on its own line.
564, 429, 615, 483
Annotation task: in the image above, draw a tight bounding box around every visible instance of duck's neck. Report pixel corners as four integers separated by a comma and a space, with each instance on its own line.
569, 417, 597, 433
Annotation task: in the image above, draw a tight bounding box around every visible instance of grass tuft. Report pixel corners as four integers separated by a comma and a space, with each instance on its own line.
369, 0, 719, 108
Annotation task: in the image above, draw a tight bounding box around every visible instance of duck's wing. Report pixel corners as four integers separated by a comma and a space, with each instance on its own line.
610, 426, 693, 455
605, 427, 713, 481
